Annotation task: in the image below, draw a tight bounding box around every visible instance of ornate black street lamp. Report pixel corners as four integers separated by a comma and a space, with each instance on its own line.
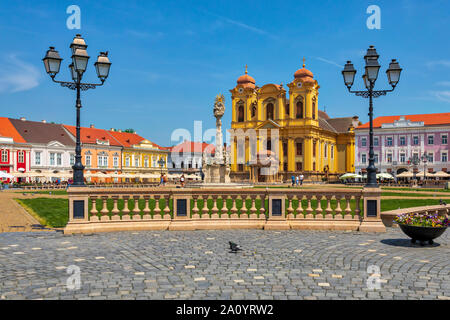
43, 34, 111, 187
158, 158, 166, 176
409, 155, 420, 183
420, 153, 428, 181
342, 46, 402, 188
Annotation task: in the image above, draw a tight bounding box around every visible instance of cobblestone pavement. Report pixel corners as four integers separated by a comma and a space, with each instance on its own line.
0, 228, 449, 300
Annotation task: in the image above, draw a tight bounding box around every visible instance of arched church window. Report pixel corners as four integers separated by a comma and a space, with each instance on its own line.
252, 106, 256, 118
312, 102, 316, 119
266, 103, 274, 120
285, 103, 289, 116
296, 101, 303, 119
238, 105, 244, 122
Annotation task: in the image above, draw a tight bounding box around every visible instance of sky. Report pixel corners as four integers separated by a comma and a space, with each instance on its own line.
0, 0, 449, 147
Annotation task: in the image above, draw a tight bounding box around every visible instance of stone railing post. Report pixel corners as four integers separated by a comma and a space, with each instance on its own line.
360, 187, 385, 232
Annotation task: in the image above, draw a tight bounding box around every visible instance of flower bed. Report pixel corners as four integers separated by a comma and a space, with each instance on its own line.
394, 212, 449, 228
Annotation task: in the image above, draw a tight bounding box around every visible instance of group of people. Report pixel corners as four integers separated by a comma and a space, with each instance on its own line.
159, 173, 186, 187
291, 174, 304, 186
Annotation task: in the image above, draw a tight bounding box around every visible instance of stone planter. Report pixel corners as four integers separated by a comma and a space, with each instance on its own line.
398, 224, 447, 245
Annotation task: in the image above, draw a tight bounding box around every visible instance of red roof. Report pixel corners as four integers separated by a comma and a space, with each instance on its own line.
0, 117, 26, 143
64, 125, 122, 146
169, 141, 215, 154
108, 130, 145, 148
357, 113, 450, 129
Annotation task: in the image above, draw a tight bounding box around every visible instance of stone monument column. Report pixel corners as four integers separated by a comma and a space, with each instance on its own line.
214, 94, 225, 163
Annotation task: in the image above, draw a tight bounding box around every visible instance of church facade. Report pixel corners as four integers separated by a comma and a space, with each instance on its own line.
229, 62, 359, 182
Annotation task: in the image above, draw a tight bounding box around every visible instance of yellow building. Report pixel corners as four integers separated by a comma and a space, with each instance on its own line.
230, 62, 359, 182
108, 130, 169, 180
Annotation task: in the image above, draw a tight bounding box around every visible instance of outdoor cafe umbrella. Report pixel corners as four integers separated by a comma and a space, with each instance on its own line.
339, 173, 357, 180
430, 171, 450, 178
376, 173, 394, 179
396, 171, 414, 178
0, 171, 14, 179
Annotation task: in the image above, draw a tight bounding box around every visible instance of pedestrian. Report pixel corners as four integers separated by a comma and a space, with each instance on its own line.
300, 173, 304, 186
159, 174, 164, 186
296, 175, 300, 186
291, 175, 295, 187
180, 174, 185, 188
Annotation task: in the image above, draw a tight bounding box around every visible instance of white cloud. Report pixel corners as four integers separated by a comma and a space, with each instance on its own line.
426, 60, 450, 68
0, 54, 40, 93
315, 57, 343, 68
430, 90, 450, 103
436, 81, 450, 87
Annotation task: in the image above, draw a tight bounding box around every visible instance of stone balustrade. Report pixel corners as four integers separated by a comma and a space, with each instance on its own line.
65, 187, 384, 234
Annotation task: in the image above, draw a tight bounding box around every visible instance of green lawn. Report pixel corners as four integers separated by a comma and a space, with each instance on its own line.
17, 190, 68, 195
15, 198, 69, 228
15, 196, 443, 228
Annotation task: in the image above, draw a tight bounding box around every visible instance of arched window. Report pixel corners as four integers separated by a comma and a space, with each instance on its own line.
312, 102, 316, 119
251, 106, 256, 118
238, 105, 244, 122
285, 103, 289, 116
296, 101, 303, 119
266, 103, 274, 120
266, 139, 272, 151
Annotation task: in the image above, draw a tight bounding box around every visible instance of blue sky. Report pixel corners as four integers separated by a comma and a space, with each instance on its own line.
0, 0, 449, 146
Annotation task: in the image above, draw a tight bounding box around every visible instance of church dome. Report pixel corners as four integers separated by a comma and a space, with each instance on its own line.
237, 65, 256, 89
294, 58, 314, 80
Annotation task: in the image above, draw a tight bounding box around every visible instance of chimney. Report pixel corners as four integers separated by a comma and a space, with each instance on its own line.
118, 129, 122, 133
42, 120, 47, 123
20, 117, 26, 121
110, 128, 115, 132
352, 116, 360, 129
90, 124, 95, 128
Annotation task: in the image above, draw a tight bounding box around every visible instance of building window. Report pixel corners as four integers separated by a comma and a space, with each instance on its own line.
296, 101, 303, 119
386, 137, 393, 146
442, 135, 448, 145
283, 162, 288, 171
18, 151, 24, 163
331, 146, 334, 159
413, 136, 419, 145
285, 103, 289, 116
412, 152, 419, 161
399, 136, 406, 146
324, 143, 327, 158
237, 105, 244, 122
387, 153, 392, 163
50, 153, 55, 166
374, 137, 379, 146
135, 157, 139, 167
1, 150, 7, 163
442, 152, 448, 163
35, 152, 41, 165
313, 141, 316, 157
296, 142, 302, 156
266, 103, 274, 120
85, 155, 91, 167
70, 154, 75, 166
238, 164, 244, 172
312, 102, 316, 120
144, 157, 149, 168
374, 154, 379, 164
428, 135, 434, 145
113, 157, 119, 167
428, 152, 434, 163
283, 142, 287, 157
400, 153, 406, 163
361, 154, 367, 164
98, 155, 108, 167
251, 106, 256, 118
296, 162, 302, 171
361, 137, 367, 147
57, 153, 62, 166
125, 157, 130, 167
312, 162, 316, 171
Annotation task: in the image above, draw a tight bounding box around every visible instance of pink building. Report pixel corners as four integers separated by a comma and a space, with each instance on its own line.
355, 113, 450, 176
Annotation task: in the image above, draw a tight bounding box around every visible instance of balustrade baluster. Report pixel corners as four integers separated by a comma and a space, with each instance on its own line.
201, 195, 210, 219
211, 195, 219, 219
334, 195, 343, 219
153, 195, 161, 219
286, 195, 294, 219
230, 195, 238, 219
259, 194, 266, 219
111, 196, 120, 219
249, 195, 258, 219
192, 195, 200, 219
240, 195, 249, 218
100, 196, 109, 220
355, 195, 362, 220
324, 195, 333, 219
90, 196, 98, 215
295, 195, 304, 219
163, 195, 171, 219
220, 196, 229, 219
142, 196, 151, 219
305, 195, 314, 219
315, 195, 323, 219
132, 195, 141, 219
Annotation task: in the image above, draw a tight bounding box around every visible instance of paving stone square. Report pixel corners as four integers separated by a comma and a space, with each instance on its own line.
0, 228, 449, 300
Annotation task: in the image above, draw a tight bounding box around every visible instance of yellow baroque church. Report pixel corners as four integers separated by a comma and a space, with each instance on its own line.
229, 61, 360, 182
